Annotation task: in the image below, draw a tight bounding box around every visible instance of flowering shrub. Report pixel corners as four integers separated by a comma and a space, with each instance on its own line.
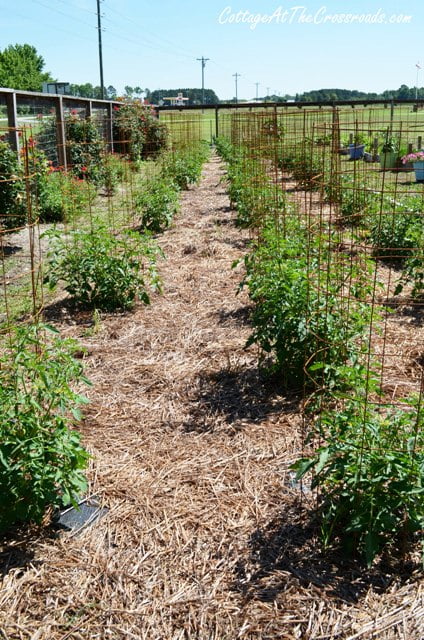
23, 136, 79, 224
0, 135, 98, 228
113, 102, 168, 161
65, 115, 105, 184
0, 140, 26, 229
1, 135, 55, 229
401, 150, 424, 164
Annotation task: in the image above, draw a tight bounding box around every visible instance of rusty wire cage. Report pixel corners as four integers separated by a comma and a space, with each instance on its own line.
217, 103, 424, 562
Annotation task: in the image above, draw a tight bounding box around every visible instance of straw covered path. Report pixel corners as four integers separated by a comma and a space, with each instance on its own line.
0, 155, 423, 639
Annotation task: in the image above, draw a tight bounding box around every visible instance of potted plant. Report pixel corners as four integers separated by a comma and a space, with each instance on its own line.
364, 138, 380, 163
348, 133, 367, 160
380, 137, 399, 170
338, 134, 350, 155
401, 150, 424, 182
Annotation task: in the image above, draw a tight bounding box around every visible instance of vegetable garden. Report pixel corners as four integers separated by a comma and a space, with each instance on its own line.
0, 100, 423, 638
216, 104, 424, 566
1, 103, 208, 530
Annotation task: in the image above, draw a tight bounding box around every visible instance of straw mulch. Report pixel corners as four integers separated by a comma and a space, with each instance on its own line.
0, 155, 423, 639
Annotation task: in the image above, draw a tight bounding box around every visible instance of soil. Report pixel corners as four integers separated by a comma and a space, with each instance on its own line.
0, 154, 423, 639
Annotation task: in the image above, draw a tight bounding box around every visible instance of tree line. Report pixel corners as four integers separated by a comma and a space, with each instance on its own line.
1, 43, 424, 105
290, 86, 424, 102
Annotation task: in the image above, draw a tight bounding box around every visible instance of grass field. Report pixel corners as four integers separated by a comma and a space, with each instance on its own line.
158, 102, 424, 145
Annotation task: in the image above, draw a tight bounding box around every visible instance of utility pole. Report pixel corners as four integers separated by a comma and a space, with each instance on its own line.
197, 56, 210, 105
255, 82, 259, 101
266, 87, 270, 99
96, 0, 105, 99
233, 72, 240, 104
415, 62, 421, 101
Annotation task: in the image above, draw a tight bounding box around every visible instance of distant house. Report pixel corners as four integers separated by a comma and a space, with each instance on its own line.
162, 92, 189, 106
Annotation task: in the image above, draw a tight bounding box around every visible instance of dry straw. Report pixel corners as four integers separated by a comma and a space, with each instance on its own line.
0, 154, 423, 639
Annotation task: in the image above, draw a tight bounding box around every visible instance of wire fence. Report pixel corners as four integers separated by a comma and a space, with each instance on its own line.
0, 93, 215, 331
1, 90, 424, 558
216, 105, 424, 562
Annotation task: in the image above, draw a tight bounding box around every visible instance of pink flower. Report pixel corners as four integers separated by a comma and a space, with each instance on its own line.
402, 150, 424, 164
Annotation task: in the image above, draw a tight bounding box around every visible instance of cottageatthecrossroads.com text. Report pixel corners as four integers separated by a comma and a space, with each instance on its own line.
217, 6, 413, 30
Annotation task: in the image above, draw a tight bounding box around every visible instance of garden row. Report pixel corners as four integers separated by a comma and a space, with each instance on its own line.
215, 130, 424, 567
0, 109, 209, 534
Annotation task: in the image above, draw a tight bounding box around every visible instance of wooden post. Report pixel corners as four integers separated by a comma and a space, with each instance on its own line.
373, 137, 379, 160
86, 100, 93, 119
418, 136, 422, 150
55, 96, 67, 170
5, 91, 20, 153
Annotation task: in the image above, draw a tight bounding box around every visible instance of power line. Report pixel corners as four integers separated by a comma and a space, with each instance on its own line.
209, 59, 259, 94
43, 0, 96, 15
0, 3, 97, 46
101, 1, 197, 60
30, 0, 96, 29
101, 26, 197, 63
30, 0, 192, 63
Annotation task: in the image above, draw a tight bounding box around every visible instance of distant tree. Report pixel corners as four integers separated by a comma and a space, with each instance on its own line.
70, 83, 94, 98
293, 86, 424, 103
397, 84, 412, 100
124, 86, 134, 98
0, 43, 53, 91
107, 85, 117, 100
70, 83, 104, 99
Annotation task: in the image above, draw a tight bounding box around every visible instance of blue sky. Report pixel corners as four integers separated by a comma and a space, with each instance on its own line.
0, 0, 423, 99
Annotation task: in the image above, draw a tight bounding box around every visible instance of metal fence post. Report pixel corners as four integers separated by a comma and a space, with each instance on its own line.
5, 91, 20, 153
107, 101, 114, 152
55, 96, 67, 170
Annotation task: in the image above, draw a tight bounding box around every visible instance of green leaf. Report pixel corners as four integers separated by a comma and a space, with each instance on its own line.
292, 457, 316, 480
